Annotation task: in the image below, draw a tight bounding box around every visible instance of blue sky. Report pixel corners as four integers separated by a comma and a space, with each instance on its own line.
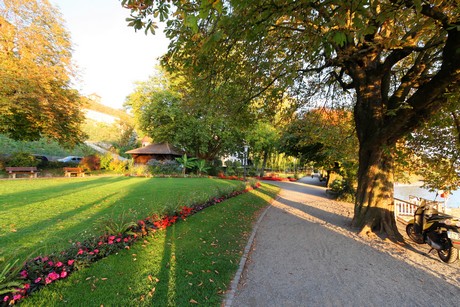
51, 0, 169, 109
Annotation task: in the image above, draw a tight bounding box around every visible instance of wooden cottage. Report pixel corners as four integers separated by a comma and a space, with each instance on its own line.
126, 143, 183, 164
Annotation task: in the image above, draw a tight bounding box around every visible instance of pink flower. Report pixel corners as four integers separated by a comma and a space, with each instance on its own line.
116, 238, 121, 243
45, 277, 52, 284
55, 261, 63, 267
48, 261, 54, 266
20, 270, 28, 278
67, 259, 75, 266
34, 277, 42, 283
77, 249, 84, 255
60, 271, 68, 278
48, 272, 60, 281
23, 284, 30, 290
94, 249, 99, 254
124, 237, 129, 243
98, 241, 103, 246
108, 235, 116, 241
42, 257, 49, 261
13, 294, 21, 301
108, 240, 114, 245
3, 296, 9, 302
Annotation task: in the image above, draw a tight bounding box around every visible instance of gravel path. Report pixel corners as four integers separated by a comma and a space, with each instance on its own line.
226, 177, 460, 307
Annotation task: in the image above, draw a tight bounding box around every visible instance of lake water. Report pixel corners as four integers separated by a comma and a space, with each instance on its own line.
394, 184, 460, 208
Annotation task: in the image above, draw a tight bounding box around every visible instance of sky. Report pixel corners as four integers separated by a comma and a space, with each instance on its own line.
51, 0, 169, 109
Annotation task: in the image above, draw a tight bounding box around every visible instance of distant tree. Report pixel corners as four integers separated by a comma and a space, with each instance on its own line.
0, 0, 85, 146
246, 121, 279, 177
125, 69, 248, 160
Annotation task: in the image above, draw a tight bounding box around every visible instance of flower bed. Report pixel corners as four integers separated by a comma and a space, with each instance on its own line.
1, 181, 261, 306
256, 175, 297, 182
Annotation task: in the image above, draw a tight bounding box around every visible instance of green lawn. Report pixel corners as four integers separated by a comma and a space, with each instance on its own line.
0, 177, 245, 260
20, 183, 279, 306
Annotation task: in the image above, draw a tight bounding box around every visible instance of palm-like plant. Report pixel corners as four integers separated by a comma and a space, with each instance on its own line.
195, 159, 211, 176
175, 154, 197, 177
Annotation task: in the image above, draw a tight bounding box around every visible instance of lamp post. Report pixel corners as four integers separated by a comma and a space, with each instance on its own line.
243, 145, 249, 181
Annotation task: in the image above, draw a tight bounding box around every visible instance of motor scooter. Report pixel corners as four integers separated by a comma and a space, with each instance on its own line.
406, 201, 460, 263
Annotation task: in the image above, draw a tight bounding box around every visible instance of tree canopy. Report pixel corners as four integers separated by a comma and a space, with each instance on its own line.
125, 68, 249, 160
122, 0, 460, 239
0, 0, 86, 146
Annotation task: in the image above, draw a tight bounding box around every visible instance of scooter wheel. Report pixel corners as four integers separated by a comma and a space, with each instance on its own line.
438, 245, 459, 263
406, 223, 424, 244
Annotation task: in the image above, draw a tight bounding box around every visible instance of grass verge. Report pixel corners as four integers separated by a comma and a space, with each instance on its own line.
20, 183, 279, 306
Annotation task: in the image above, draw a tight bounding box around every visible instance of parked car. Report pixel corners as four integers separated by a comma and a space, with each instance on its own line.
58, 156, 82, 163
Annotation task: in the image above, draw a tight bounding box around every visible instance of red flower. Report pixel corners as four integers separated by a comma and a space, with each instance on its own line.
67, 259, 75, 266
23, 284, 30, 290
77, 249, 84, 255
94, 249, 99, 254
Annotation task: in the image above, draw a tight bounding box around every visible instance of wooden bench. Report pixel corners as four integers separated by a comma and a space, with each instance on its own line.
63, 167, 85, 177
5, 167, 39, 179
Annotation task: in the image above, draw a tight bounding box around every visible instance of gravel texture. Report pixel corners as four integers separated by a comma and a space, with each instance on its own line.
227, 177, 460, 307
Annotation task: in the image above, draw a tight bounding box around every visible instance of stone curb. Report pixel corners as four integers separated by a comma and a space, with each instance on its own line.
222, 196, 277, 307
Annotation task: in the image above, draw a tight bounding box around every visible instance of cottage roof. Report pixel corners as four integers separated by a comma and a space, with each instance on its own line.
125, 143, 183, 156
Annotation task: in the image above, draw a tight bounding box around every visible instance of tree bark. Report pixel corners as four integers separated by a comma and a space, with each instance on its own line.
352, 143, 402, 241
259, 151, 269, 177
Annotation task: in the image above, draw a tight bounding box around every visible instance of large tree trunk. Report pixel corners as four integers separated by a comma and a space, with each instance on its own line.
350, 68, 403, 241
352, 143, 402, 241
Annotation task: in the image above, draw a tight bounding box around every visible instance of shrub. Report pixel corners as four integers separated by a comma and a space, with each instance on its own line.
108, 159, 128, 173
329, 179, 356, 202
147, 159, 181, 175
6, 152, 38, 167
79, 155, 100, 171
99, 153, 113, 170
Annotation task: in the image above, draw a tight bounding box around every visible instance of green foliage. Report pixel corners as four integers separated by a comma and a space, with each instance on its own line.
279, 109, 358, 172
194, 159, 210, 175
125, 67, 250, 161
175, 154, 197, 177
0, 258, 23, 296
147, 159, 181, 175
6, 152, 38, 167
96, 211, 138, 236
0, 134, 92, 157
99, 153, 114, 170
329, 179, 356, 203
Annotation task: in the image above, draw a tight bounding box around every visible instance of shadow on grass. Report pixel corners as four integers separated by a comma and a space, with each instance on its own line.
0, 177, 130, 212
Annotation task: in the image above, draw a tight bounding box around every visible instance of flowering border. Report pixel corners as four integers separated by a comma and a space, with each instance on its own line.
1, 181, 261, 305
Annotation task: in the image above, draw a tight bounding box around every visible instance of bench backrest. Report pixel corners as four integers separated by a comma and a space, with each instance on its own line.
63, 167, 83, 172
5, 167, 37, 172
